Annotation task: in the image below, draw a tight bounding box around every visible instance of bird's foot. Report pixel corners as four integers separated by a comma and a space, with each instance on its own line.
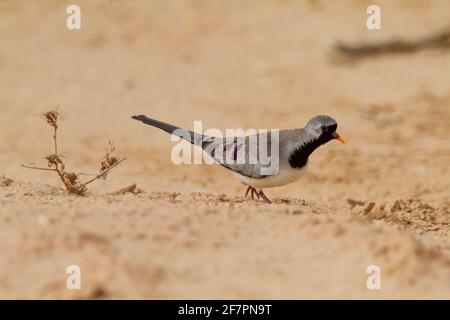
244, 186, 271, 204
245, 186, 260, 200
258, 189, 272, 204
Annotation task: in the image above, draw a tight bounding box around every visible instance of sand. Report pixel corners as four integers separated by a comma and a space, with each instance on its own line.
0, 0, 449, 299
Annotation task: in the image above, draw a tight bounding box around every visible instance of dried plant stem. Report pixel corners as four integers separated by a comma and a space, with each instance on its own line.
22, 157, 127, 189
22, 108, 126, 195
55, 166, 73, 192
21, 163, 76, 192
82, 157, 127, 186
53, 126, 58, 155
21, 164, 57, 172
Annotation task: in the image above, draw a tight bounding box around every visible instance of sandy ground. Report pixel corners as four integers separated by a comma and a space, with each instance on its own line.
0, 0, 449, 299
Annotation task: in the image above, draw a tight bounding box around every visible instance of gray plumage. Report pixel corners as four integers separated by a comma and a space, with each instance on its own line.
131, 114, 341, 182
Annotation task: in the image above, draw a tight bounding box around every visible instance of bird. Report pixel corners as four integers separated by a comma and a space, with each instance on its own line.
131, 114, 345, 204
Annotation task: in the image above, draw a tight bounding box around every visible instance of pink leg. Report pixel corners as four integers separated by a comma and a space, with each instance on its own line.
244, 186, 269, 203
245, 186, 258, 200
245, 186, 251, 197
258, 190, 272, 204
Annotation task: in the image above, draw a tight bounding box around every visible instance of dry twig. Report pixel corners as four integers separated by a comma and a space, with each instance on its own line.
109, 183, 144, 195
22, 108, 126, 195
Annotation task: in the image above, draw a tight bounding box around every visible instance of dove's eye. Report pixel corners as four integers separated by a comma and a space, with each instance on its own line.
321, 125, 328, 132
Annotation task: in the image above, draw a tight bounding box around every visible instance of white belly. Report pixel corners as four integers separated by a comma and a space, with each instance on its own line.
232, 164, 307, 189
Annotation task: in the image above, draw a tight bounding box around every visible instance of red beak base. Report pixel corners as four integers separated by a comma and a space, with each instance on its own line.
332, 132, 345, 144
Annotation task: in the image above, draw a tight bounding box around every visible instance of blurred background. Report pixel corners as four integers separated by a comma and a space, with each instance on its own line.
1, 0, 449, 204
0, 0, 449, 299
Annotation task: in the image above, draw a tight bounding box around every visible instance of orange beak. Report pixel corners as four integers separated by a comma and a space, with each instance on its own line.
332, 132, 346, 144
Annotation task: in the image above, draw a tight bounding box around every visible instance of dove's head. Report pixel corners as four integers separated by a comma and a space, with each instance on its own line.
305, 115, 345, 145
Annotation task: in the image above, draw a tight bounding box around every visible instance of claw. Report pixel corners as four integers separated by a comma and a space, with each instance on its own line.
244, 186, 271, 204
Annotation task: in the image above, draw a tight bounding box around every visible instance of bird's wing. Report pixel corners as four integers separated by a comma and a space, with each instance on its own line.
202, 132, 280, 179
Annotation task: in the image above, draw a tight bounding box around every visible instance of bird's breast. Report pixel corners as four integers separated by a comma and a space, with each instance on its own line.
233, 163, 307, 189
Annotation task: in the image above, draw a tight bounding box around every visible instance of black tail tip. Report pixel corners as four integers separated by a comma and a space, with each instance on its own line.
131, 114, 146, 121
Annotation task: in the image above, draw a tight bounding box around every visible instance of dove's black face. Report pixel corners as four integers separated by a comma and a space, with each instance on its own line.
305, 115, 345, 145
288, 115, 346, 169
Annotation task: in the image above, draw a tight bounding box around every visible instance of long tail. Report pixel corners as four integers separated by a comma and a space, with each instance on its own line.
131, 115, 206, 147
